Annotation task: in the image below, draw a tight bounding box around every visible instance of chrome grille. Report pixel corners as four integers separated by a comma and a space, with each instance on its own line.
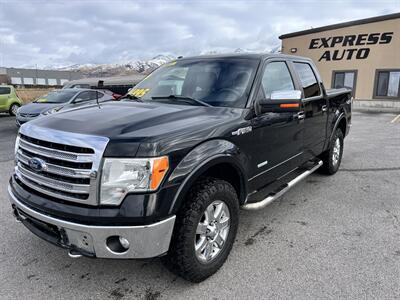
15, 134, 96, 205
19, 113, 39, 118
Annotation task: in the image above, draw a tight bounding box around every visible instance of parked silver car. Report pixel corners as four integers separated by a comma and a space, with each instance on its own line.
16, 88, 114, 126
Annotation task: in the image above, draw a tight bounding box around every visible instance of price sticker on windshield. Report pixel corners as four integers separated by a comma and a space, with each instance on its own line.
128, 88, 150, 98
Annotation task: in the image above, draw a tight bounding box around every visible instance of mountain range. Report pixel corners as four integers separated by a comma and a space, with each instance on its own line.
51, 47, 281, 78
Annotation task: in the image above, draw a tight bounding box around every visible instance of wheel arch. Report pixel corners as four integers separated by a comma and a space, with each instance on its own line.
8, 101, 21, 115
168, 154, 248, 214
329, 112, 347, 144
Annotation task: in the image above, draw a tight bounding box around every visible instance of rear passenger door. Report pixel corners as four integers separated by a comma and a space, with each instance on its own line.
292, 61, 328, 158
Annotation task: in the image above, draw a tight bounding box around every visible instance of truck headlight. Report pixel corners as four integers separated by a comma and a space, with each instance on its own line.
100, 156, 169, 205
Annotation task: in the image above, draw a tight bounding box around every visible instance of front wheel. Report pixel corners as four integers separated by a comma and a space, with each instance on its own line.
9, 103, 20, 116
163, 178, 239, 282
319, 128, 344, 175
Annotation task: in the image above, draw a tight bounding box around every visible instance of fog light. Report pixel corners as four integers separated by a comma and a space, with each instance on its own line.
106, 235, 130, 254
119, 236, 130, 249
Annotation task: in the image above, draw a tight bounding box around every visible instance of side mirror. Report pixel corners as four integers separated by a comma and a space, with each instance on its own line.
259, 90, 302, 113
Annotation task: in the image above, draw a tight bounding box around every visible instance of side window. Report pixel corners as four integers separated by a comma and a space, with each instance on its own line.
0, 87, 11, 95
294, 62, 321, 98
75, 91, 93, 102
261, 62, 294, 98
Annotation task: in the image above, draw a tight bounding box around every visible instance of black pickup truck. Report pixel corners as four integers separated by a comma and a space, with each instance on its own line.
8, 53, 351, 282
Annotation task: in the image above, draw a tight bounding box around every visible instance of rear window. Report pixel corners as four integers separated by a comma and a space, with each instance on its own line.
294, 62, 321, 98
0, 87, 11, 95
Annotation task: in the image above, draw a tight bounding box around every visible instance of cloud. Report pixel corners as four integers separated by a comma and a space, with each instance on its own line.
0, 0, 398, 67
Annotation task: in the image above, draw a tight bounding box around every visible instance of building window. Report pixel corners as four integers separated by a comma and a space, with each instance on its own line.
23, 77, 34, 85
332, 70, 357, 97
37, 78, 46, 85
375, 70, 400, 99
11, 77, 22, 84
48, 79, 58, 86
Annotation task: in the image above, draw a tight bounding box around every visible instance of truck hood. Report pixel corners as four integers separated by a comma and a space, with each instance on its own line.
27, 101, 244, 155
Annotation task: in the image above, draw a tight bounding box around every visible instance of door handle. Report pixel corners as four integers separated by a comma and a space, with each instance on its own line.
296, 111, 305, 120
322, 105, 328, 112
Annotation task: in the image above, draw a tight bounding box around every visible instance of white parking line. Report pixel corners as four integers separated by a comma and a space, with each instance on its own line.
390, 114, 400, 123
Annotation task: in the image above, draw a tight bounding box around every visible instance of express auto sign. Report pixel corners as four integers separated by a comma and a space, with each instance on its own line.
309, 32, 393, 61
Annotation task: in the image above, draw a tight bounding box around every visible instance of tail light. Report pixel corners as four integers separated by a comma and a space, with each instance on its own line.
112, 93, 122, 100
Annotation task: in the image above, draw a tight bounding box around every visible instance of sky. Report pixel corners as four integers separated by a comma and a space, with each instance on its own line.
0, 0, 399, 68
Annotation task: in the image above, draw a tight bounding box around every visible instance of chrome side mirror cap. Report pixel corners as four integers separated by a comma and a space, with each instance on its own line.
270, 90, 302, 101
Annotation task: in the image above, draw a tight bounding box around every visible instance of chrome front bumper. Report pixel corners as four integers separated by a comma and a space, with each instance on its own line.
8, 185, 176, 259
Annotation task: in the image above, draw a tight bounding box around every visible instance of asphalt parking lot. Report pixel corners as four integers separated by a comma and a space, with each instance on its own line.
0, 112, 399, 299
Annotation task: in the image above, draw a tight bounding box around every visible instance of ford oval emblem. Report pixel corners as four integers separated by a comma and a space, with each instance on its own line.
28, 157, 46, 172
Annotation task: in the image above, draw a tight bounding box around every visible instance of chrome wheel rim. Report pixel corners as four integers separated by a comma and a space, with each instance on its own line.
332, 137, 341, 166
194, 200, 230, 263
11, 105, 18, 115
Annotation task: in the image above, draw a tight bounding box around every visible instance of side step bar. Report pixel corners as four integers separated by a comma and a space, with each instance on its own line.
242, 160, 323, 211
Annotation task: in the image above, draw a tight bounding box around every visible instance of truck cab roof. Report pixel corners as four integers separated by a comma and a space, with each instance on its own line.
177, 52, 312, 62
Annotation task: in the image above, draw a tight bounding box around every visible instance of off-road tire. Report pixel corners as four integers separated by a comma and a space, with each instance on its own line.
162, 178, 239, 282
9, 103, 20, 116
319, 128, 344, 175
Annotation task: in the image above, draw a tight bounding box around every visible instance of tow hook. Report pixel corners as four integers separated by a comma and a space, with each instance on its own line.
12, 208, 22, 223
68, 249, 83, 258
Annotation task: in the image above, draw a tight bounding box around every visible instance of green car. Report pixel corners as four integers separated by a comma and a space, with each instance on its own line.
0, 85, 23, 116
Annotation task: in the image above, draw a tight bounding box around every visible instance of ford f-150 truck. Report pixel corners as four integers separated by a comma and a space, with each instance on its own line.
8, 53, 351, 282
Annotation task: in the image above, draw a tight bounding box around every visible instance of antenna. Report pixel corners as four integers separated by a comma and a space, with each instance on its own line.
96, 88, 100, 108
96, 80, 104, 108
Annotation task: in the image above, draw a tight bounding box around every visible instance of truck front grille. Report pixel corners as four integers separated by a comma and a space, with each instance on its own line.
15, 134, 97, 205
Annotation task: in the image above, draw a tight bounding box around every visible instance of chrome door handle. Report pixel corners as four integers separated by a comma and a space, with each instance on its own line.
322, 105, 328, 112
296, 111, 305, 120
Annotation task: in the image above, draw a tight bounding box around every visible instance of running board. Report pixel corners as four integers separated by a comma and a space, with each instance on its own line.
242, 160, 323, 211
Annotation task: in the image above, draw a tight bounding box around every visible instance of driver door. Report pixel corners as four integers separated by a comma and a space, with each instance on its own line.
249, 60, 305, 191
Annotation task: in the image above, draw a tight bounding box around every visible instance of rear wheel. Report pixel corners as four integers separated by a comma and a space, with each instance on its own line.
319, 128, 344, 175
9, 103, 20, 116
163, 178, 239, 282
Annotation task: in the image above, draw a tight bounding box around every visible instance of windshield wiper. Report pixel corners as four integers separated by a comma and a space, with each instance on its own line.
151, 95, 212, 107
120, 94, 143, 102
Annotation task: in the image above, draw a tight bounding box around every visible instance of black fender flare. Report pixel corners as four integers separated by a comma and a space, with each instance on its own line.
167, 139, 249, 214
328, 112, 346, 145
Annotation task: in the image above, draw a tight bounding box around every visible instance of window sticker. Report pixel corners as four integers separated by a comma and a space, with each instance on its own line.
128, 88, 150, 97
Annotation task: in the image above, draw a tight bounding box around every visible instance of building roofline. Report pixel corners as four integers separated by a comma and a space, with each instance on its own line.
279, 12, 400, 39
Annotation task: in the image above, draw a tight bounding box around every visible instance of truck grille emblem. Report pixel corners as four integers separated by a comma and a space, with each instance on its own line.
28, 157, 46, 172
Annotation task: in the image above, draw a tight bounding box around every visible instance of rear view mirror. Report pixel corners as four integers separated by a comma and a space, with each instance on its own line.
259, 90, 302, 113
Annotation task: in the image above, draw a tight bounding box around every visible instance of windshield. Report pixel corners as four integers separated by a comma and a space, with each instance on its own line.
126, 58, 259, 108
35, 90, 77, 103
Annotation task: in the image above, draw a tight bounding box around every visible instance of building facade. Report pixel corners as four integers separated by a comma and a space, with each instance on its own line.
280, 13, 400, 103
0, 67, 82, 87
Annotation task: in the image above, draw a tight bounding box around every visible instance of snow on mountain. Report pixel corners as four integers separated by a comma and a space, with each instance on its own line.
51, 55, 176, 77
45, 47, 282, 78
